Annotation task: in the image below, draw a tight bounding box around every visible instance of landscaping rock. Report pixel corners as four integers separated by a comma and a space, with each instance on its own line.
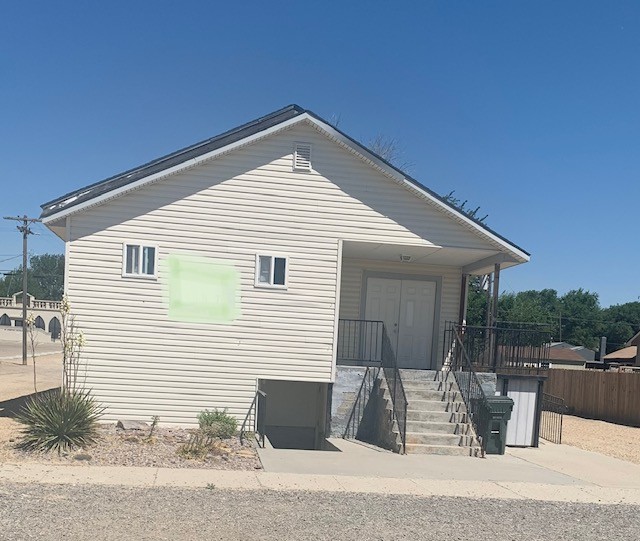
116, 420, 149, 431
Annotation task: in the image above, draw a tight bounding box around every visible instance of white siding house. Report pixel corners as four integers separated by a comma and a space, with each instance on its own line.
41, 105, 528, 440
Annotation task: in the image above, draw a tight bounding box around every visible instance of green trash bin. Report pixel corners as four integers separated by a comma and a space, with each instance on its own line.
477, 396, 514, 455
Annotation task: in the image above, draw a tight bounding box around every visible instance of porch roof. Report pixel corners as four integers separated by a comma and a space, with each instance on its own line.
342, 240, 521, 274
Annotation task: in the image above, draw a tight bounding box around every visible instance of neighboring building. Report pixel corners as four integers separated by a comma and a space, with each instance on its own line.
40, 105, 529, 449
0, 291, 62, 335
603, 330, 640, 367
547, 342, 595, 370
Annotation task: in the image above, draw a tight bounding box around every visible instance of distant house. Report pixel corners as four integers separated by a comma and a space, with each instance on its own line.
603, 330, 640, 367
547, 342, 594, 370
40, 104, 530, 452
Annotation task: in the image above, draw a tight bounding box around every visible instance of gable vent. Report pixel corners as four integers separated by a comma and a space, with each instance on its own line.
293, 143, 312, 171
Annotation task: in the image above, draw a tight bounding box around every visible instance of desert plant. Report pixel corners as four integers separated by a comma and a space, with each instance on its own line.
197, 409, 237, 439
148, 415, 160, 439
60, 295, 87, 391
177, 432, 214, 459
25, 313, 38, 394
15, 388, 104, 454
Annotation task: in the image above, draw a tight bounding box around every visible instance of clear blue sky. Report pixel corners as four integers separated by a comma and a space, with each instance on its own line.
1, 1, 638, 307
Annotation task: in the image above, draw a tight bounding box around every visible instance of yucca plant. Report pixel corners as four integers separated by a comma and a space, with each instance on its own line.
15, 389, 105, 454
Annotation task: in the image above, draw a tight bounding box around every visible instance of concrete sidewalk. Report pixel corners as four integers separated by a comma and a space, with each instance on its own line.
1, 438, 639, 505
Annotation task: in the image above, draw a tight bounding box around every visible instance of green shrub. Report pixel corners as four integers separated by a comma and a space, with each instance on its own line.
197, 408, 237, 439
15, 389, 104, 454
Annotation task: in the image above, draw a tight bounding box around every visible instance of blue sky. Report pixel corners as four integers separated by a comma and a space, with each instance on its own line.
1, 1, 638, 307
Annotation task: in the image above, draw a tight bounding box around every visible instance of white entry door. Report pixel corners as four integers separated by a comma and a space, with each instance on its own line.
364, 277, 436, 369
397, 281, 436, 369
364, 278, 402, 356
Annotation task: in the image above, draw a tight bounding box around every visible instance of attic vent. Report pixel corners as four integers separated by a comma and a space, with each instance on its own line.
293, 143, 312, 171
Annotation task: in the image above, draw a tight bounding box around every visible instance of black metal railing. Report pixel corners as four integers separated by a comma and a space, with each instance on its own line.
380, 325, 408, 453
240, 389, 267, 448
444, 322, 552, 373
445, 323, 490, 454
343, 366, 380, 440
540, 392, 566, 444
337, 319, 383, 365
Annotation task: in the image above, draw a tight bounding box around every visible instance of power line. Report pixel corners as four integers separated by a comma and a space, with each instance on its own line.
0, 255, 21, 264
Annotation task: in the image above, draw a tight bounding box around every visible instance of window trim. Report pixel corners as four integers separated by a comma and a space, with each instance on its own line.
254, 254, 289, 289
122, 242, 158, 279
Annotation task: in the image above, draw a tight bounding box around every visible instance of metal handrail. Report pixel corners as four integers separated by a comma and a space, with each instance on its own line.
240, 389, 267, 448
380, 325, 408, 454
446, 323, 489, 454
343, 366, 379, 440
256, 390, 267, 448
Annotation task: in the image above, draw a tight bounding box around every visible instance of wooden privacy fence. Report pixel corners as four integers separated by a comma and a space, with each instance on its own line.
545, 369, 640, 427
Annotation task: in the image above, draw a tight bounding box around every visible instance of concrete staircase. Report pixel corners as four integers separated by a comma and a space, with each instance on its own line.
384, 369, 481, 456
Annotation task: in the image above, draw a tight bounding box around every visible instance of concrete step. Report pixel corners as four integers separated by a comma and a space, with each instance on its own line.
401, 379, 456, 392
404, 443, 480, 456
405, 399, 467, 413
398, 369, 441, 382
404, 389, 460, 402
405, 420, 473, 434
405, 432, 476, 446
405, 410, 469, 423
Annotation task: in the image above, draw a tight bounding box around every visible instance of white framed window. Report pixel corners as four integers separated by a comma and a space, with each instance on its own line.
293, 142, 312, 171
122, 243, 157, 278
255, 254, 288, 289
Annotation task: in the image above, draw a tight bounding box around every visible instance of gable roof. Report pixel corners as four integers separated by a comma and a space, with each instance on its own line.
603, 345, 637, 361
40, 104, 529, 261
625, 329, 640, 347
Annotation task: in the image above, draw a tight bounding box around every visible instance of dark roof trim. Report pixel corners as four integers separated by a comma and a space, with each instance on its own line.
40, 104, 305, 218
40, 104, 529, 257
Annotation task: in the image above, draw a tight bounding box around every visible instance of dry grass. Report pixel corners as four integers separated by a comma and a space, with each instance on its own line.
561, 414, 640, 465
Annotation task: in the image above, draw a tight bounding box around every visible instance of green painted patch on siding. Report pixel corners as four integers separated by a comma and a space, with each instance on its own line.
165, 254, 240, 323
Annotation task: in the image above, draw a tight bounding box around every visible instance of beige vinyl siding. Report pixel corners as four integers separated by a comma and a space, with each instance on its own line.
67, 122, 493, 425
339, 258, 461, 368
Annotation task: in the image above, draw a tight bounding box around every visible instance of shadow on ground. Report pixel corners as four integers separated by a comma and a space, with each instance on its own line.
0, 387, 60, 417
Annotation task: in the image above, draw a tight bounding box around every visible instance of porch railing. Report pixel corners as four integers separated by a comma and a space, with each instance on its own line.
337, 319, 383, 365
445, 323, 490, 455
540, 392, 567, 444
444, 322, 552, 373
380, 325, 408, 453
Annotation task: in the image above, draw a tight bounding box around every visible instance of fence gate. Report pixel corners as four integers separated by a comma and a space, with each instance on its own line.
540, 393, 566, 444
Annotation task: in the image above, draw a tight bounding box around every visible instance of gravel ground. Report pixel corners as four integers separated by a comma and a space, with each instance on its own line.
0, 482, 638, 540
0, 419, 260, 470
561, 415, 640, 465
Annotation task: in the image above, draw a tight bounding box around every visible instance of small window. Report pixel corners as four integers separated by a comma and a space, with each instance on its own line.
255, 255, 288, 288
123, 243, 157, 278
293, 143, 312, 171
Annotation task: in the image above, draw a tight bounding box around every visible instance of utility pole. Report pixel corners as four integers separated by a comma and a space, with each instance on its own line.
3, 215, 41, 365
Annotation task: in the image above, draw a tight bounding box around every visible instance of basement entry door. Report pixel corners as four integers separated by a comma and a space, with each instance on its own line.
364, 277, 436, 369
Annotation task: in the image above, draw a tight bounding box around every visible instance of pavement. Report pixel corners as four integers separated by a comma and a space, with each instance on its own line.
0, 327, 62, 403
1, 437, 639, 505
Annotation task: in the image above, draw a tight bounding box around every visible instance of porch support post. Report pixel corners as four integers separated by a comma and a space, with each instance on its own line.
485, 273, 492, 329
490, 263, 501, 371
492, 263, 501, 326
458, 274, 469, 326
